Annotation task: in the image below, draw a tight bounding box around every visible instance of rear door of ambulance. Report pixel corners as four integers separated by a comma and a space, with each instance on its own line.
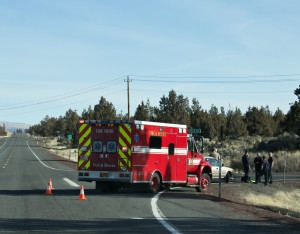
90, 124, 120, 175
78, 122, 133, 181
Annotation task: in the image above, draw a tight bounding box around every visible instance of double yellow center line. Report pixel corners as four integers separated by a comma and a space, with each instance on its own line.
2, 140, 17, 169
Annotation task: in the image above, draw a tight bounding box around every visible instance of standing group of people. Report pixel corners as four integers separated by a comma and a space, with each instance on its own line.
242, 150, 274, 186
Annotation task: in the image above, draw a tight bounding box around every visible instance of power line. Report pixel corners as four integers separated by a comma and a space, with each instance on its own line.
130, 73, 300, 84
131, 88, 293, 94
131, 78, 299, 84
0, 78, 124, 111
0, 88, 127, 118
0, 77, 125, 108
129, 73, 300, 79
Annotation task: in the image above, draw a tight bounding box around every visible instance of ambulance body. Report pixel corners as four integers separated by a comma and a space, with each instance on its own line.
78, 120, 211, 193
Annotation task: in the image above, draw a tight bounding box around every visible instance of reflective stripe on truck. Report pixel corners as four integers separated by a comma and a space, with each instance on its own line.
118, 124, 132, 172
78, 123, 92, 170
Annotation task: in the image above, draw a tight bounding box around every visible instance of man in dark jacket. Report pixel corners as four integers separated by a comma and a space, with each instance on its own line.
242, 150, 250, 182
268, 152, 274, 184
262, 156, 269, 186
254, 153, 263, 184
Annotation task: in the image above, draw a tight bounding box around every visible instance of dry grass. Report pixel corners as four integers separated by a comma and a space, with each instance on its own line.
0, 131, 12, 138
241, 188, 300, 217
36, 137, 77, 162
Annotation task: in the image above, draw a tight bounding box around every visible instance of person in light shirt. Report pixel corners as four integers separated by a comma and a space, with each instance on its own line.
210, 148, 220, 161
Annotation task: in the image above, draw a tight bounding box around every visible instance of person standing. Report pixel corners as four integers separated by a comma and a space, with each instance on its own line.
242, 150, 250, 182
268, 152, 274, 184
210, 148, 220, 161
254, 153, 263, 184
262, 156, 269, 186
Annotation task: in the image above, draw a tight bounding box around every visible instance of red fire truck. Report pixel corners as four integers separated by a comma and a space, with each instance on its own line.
78, 120, 212, 193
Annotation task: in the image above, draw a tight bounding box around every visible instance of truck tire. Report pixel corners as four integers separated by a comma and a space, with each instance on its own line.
149, 172, 161, 193
225, 172, 230, 183
195, 173, 211, 192
96, 182, 119, 193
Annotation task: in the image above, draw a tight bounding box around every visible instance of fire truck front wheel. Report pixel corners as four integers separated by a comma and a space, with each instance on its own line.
148, 172, 161, 193
196, 173, 211, 192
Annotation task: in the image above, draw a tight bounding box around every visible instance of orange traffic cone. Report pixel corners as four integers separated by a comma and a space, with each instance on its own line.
49, 178, 54, 190
46, 182, 52, 195
78, 186, 86, 200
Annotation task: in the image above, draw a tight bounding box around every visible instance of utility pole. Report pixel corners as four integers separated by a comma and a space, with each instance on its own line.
124, 76, 132, 120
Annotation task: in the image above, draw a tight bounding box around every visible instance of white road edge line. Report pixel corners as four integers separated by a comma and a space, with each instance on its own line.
26, 141, 73, 171
151, 191, 181, 234
0, 139, 7, 149
63, 178, 80, 187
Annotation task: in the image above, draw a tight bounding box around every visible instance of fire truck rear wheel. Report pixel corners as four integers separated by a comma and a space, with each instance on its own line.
196, 173, 211, 192
149, 172, 161, 193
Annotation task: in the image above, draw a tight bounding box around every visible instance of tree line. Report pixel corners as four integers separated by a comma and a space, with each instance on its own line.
0, 124, 6, 136
26, 85, 300, 148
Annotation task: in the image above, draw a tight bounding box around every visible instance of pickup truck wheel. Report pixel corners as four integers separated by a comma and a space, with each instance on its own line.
149, 172, 161, 193
225, 172, 230, 183
195, 173, 211, 192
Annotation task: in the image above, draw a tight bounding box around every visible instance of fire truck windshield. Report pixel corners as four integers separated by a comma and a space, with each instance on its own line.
188, 137, 198, 153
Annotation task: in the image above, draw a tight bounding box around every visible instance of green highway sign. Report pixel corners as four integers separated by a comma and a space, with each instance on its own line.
68, 135, 72, 140
188, 129, 201, 134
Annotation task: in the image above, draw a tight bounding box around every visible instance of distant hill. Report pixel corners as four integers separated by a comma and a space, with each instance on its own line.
0, 121, 31, 133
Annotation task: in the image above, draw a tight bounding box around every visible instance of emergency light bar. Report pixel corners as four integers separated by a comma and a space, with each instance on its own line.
79, 120, 134, 124
135, 124, 144, 130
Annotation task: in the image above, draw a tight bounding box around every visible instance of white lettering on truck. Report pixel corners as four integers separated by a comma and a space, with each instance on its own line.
93, 163, 116, 168
96, 129, 114, 134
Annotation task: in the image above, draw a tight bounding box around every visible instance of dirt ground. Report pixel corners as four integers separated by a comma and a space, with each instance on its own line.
40, 147, 300, 230
199, 181, 300, 229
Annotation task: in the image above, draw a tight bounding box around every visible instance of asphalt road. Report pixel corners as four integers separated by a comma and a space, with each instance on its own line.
0, 135, 298, 233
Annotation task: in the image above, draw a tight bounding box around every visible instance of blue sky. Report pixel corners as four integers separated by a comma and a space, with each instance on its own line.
0, 0, 299, 125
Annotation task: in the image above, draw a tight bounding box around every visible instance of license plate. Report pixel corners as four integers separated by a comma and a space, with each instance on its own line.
100, 173, 108, 178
